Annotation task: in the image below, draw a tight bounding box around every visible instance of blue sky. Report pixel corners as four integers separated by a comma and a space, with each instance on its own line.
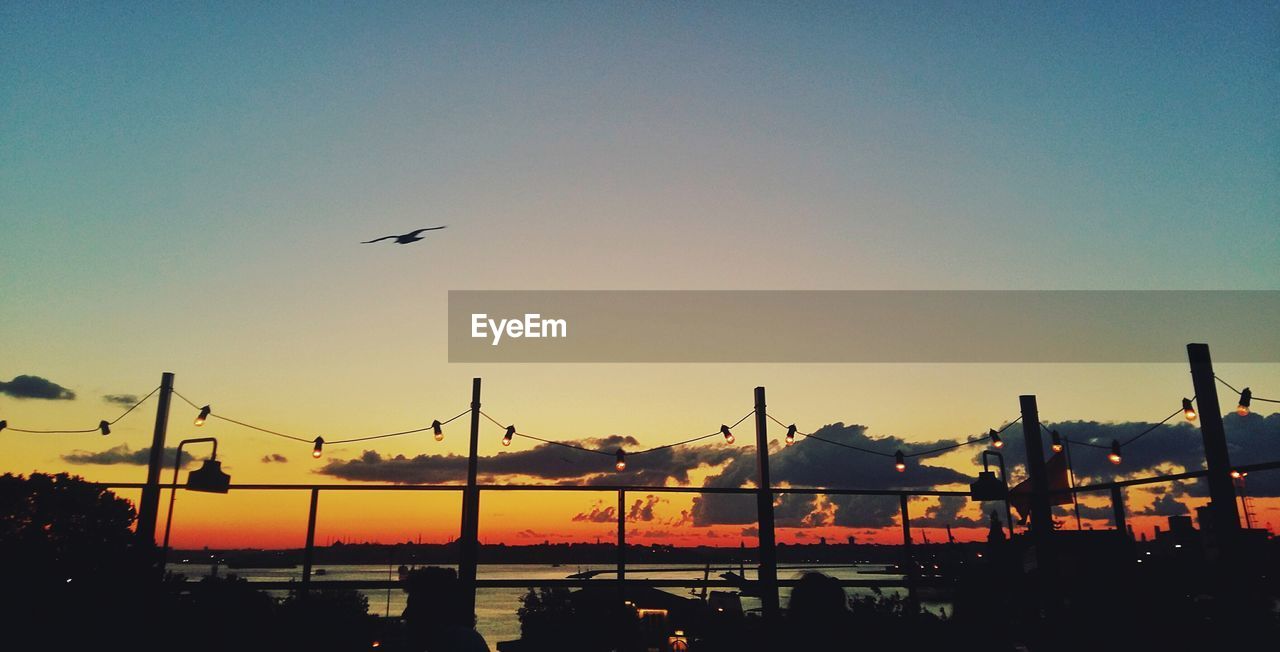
1, 3, 1278, 495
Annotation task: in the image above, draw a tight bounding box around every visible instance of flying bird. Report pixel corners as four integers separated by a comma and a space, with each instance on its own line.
361, 226, 447, 244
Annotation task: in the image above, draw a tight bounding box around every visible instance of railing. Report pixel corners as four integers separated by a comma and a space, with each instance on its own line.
97, 457, 1279, 601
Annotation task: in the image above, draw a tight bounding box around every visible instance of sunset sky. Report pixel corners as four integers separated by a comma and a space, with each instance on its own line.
2, 2, 1277, 550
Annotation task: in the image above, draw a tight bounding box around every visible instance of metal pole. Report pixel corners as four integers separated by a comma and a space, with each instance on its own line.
459, 378, 482, 618
1063, 438, 1082, 530
753, 387, 780, 622
136, 371, 174, 545
617, 489, 626, 601
899, 493, 918, 615
160, 437, 216, 573
1109, 486, 1126, 534
302, 488, 319, 596
1186, 343, 1240, 535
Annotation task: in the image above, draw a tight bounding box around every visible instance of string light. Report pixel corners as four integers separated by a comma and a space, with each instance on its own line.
720, 425, 734, 445
1108, 440, 1122, 465
98, 420, 110, 436
615, 449, 627, 472
195, 405, 211, 427
1230, 469, 1243, 479
1237, 388, 1251, 416
432, 420, 444, 442
312, 437, 324, 458
1182, 398, 1197, 422
502, 426, 515, 447
785, 424, 797, 446
894, 450, 906, 472
1050, 430, 1063, 453
988, 429, 1003, 448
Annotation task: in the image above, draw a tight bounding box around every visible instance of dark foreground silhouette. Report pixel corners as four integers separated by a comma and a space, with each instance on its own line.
4, 473, 1277, 651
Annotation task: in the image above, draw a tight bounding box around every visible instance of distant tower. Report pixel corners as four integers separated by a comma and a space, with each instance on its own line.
987, 510, 1006, 544
946, 525, 955, 545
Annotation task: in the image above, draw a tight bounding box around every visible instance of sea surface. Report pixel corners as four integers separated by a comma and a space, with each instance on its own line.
168, 562, 915, 645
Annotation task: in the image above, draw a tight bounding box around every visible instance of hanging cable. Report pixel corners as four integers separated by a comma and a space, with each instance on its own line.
765, 413, 1018, 458
1217, 376, 1279, 407
172, 389, 468, 445
3, 386, 160, 434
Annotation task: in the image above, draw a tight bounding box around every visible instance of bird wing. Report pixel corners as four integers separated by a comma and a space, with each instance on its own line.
361, 235, 397, 243
406, 226, 448, 237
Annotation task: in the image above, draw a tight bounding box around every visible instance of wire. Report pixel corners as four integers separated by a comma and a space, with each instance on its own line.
478, 409, 757, 458
1216, 376, 1280, 404
175, 389, 471, 447
1040, 404, 1185, 450
767, 413, 1018, 458
4, 386, 160, 434
1039, 422, 1111, 450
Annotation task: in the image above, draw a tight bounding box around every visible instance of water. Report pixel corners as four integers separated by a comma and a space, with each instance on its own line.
168, 562, 915, 645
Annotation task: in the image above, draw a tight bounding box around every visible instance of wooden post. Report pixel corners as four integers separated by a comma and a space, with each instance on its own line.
1020, 395, 1052, 537
1186, 344, 1240, 535
753, 387, 780, 622
136, 372, 174, 545
459, 378, 482, 618
302, 488, 319, 598
1109, 486, 1126, 535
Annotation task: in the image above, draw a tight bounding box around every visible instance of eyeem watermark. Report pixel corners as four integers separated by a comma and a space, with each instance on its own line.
471, 313, 568, 346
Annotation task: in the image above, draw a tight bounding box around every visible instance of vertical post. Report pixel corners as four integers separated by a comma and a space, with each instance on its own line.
1186, 344, 1240, 535
302, 488, 319, 595
1019, 394, 1059, 621
136, 372, 174, 545
1019, 395, 1052, 537
459, 378, 482, 618
616, 489, 626, 598
753, 387, 780, 622
899, 493, 918, 614
1063, 438, 1082, 530
1109, 486, 1126, 535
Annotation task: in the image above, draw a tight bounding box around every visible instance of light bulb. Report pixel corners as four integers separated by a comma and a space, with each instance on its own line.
195, 405, 211, 427
99, 420, 111, 436
989, 429, 1003, 448
894, 450, 906, 472
432, 419, 444, 442
312, 437, 325, 458
1182, 398, 1197, 422
785, 424, 797, 446
1050, 430, 1063, 453
615, 449, 627, 472
502, 425, 515, 446
720, 425, 734, 444
1108, 440, 1121, 465
1237, 388, 1251, 417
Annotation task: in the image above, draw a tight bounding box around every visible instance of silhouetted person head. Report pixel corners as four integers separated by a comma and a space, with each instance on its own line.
787, 572, 851, 645
402, 566, 489, 651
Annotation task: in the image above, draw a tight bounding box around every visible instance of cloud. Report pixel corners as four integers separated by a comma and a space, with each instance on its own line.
102, 394, 140, 407
319, 450, 467, 484
910, 496, 984, 528
692, 423, 973, 528
317, 434, 741, 486
0, 375, 75, 400
1134, 494, 1190, 516
572, 502, 617, 523
63, 444, 192, 468
981, 413, 1280, 496
261, 453, 288, 463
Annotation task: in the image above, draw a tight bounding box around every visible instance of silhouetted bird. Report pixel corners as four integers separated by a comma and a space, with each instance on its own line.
361, 226, 447, 244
